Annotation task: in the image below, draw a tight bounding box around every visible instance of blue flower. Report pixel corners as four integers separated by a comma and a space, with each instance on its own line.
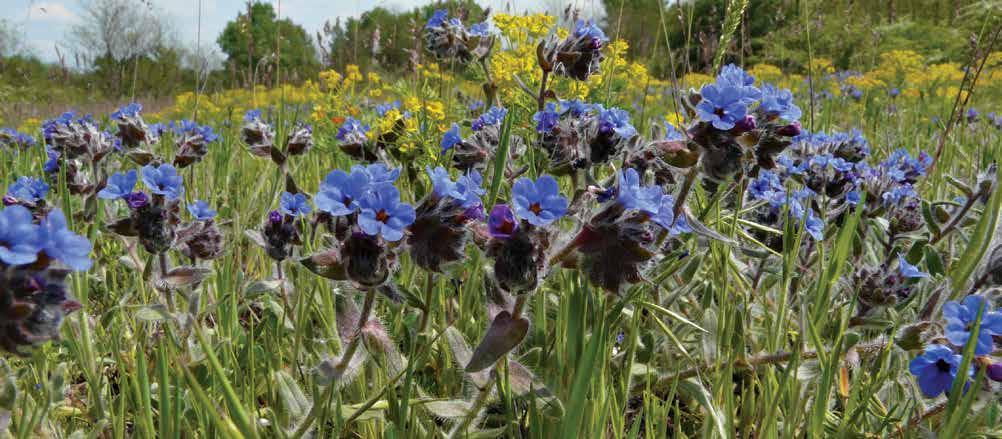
111, 102, 142, 120
888, 88, 900, 98
717, 64, 756, 88
469, 21, 492, 37
452, 170, 486, 208
830, 158, 853, 173
846, 190, 861, 205
897, 253, 928, 279
943, 295, 1002, 355
473, 106, 507, 131
427, 166, 455, 198
748, 170, 784, 202
171, 120, 219, 143
425, 9, 448, 28
758, 84, 801, 121
141, 164, 184, 200
244, 109, 263, 122
909, 344, 968, 397
650, 195, 675, 230
533, 103, 560, 133
697, 84, 751, 130
279, 192, 312, 217
573, 20, 607, 43
7, 177, 50, 203
616, 168, 662, 214
441, 123, 462, 153
353, 163, 399, 186
38, 208, 92, 271
598, 107, 638, 139
375, 101, 400, 116
0, 128, 37, 148
511, 175, 568, 227
0, 205, 41, 266
561, 99, 592, 117
663, 122, 686, 141
98, 170, 138, 200
882, 184, 917, 206
187, 200, 217, 220
488, 204, 518, 239
357, 184, 416, 242
336, 117, 370, 143
804, 212, 824, 240
316, 169, 370, 216
43, 147, 60, 174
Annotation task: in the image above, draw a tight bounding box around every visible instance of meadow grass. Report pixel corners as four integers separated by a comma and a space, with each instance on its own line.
2, 9, 1002, 439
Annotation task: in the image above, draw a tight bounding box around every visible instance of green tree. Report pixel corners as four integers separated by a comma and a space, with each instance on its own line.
217, 2, 319, 86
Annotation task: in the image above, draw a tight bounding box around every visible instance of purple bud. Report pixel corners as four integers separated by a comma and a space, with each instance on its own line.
488, 204, 518, 239
125, 192, 149, 209
732, 115, 757, 134
988, 362, 1002, 382
462, 204, 486, 222
776, 120, 802, 137
268, 210, 283, 224
2, 195, 16, 206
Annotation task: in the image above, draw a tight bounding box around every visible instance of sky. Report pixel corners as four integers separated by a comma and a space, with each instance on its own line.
1, 0, 606, 64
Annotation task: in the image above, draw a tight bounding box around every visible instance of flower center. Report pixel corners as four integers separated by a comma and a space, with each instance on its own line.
529, 203, 543, 215
714, 108, 726, 117
376, 209, 390, 223
935, 359, 951, 373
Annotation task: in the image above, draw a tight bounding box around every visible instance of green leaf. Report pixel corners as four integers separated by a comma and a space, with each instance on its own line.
486, 108, 515, 208
677, 379, 727, 439
950, 170, 1001, 295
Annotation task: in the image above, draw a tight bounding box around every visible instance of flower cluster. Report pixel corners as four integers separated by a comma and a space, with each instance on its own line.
0, 202, 92, 354
542, 20, 608, 80
0, 128, 36, 149
531, 100, 638, 174
100, 164, 186, 254
171, 119, 220, 168
910, 295, 1002, 397
422, 9, 494, 64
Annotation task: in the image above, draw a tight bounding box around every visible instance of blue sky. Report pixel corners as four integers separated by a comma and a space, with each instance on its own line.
1, 0, 606, 63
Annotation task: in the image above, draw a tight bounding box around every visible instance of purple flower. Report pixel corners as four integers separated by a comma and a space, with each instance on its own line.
126, 192, 149, 209
888, 88, 900, 98
804, 211, 824, 240
7, 177, 50, 203
187, 200, 217, 221
357, 185, 416, 242
533, 103, 560, 133
758, 84, 801, 121
141, 164, 184, 200
38, 208, 92, 271
943, 295, 1002, 355
748, 170, 784, 202
488, 204, 518, 239
441, 123, 462, 153
597, 107, 638, 139
909, 344, 968, 397
697, 84, 751, 130
0, 205, 41, 266
511, 175, 568, 227
650, 195, 676, 231
316, 169, 369, 216
98, 170, 138, 200
279, 192, 312, 217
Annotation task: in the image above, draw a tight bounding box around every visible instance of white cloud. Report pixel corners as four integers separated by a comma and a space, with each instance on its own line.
27, 2, 78, 23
